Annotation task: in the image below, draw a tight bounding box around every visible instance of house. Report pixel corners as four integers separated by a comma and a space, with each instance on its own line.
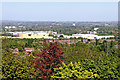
114, 45, 118, 48
87, 31, 97, 34
106, 39, 115, 42
24, 48, 34, 53
38, 49, 43, 52
94, 28, 99, 31
39, 41, 43, 44
13, 48, 19, 55
68, 43, 70, 46
99, 39, 115, 43
20, 55, 26, 58
83, 39, 88, 43
9, 48, 13, 51
5, 26, 8, 29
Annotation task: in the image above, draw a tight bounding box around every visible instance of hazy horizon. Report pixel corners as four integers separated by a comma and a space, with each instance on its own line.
2, 2, 118, 22
1, 20, 118, 22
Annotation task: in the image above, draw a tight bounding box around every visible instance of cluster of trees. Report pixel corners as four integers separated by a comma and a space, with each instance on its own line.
96, 26, 118, 38
51, 62, 99, 79
60, 40, 120, 79
2, 38, 46, 53
2, 38, 120, 79
2, 50, 38, 79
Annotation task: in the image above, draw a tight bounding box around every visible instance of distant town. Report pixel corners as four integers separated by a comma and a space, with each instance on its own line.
0, 30, 114, 39
0, 21, 118, 40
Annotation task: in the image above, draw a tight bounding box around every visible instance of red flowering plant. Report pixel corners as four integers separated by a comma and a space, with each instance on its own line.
32, 41, 66, 79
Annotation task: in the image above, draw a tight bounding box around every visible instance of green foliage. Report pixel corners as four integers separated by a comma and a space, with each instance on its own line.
2, 50, 38, 79
80, 56, 120, 79
62, 42, 104, 63
51, 62, 99, 79
2, 38, 120, 79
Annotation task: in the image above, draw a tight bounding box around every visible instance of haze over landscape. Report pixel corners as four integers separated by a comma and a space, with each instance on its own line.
1, 1, 120, 79
2, 2, 118, 21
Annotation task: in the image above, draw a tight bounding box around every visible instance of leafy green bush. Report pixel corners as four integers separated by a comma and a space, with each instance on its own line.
51, 62, 99, 79
81, 58, 120, 79
62, 43, 105, 63
2, 50, 38, 79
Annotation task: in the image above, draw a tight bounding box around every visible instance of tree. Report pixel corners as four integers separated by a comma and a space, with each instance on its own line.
51, 62, 99, 79
2, 50, 38, 79
32, 42, 66, 79
95, 39, 99, 45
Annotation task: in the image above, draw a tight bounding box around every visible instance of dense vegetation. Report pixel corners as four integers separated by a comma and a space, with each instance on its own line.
2, 38, 120, 79
51, 62, 99, 79
2, 51, 38, 79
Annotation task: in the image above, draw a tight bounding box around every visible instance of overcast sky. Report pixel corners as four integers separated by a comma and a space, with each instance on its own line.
2, 2, 118, 21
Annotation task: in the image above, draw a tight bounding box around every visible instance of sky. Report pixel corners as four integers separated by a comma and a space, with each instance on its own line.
1, 0, 119, 2
2, 2, 118, 21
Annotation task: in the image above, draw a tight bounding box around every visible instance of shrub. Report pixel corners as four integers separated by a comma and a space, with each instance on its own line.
2, 50, 37, 79
81, 58, 120, 79
51, 62, 99, 79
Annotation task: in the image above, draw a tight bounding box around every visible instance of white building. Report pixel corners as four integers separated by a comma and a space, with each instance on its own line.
94, 28, 99, 31
63, 35, 74, 38
73, 23, 76, 26
12, 26, 16, 28
72, 34, 114, 39
87, 31, 97, 34
6, 31, 56, 39
52, 32, 57, 35
9, 26, 12, 28
5, 26, 8, 29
